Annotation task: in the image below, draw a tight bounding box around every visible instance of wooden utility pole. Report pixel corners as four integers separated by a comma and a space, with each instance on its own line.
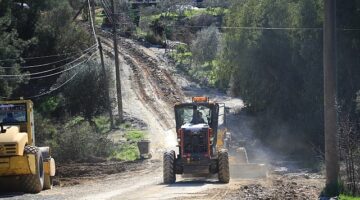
91, 0, 96, 26
111, 0, 123, 122
97, 37, 115, 128
324, 0, 339, 195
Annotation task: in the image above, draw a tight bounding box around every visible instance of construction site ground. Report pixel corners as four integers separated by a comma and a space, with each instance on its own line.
0, 35, 325, 200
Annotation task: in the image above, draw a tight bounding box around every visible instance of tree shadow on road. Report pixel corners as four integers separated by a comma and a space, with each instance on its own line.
161, 178, 223, 187
0, 192, 25, 198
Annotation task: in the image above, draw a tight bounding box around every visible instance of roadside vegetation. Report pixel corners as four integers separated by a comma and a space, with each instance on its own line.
1, 0, 360, 197
0, 0, 146, 164
127, 0, 360, 196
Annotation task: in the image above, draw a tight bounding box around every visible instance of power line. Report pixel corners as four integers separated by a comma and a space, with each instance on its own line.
0, 44, 97, 62
0, 53, 98, 100
0, 47, 97, 77
0, 51, 97, 80
0, 45, 96, 69
28, 53, 98, 98
29, 51, 98, 80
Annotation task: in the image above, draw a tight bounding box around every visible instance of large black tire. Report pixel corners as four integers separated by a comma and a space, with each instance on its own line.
218, 149, 230, 183
21, 150, 44, 193
163, 150, 176, 184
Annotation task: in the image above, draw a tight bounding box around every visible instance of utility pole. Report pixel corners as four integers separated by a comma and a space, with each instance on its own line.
97, 37, 115, 129
111, 0, 123, 123
91, 0, 96, 26
324, 0, 339, 196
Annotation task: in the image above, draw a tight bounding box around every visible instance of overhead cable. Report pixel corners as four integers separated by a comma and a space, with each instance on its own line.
0, 47, 97, 77
0, 44, 97, 62
29, 51, 98, 80
0, 45, 96, 69
0, 53, 97, 100
28, 53, 98, 98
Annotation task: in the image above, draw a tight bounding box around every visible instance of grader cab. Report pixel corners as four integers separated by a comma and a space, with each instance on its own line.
0, 100, 55, 193
163, 97, 231, 183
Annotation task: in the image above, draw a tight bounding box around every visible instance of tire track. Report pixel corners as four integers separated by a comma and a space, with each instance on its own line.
100, 37, 174, 129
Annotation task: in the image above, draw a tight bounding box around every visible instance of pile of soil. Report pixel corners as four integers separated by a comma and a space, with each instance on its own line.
55, 159, 160, 186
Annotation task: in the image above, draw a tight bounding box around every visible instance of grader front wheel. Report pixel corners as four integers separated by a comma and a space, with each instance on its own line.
218, 149, 230, 183
163, 150, 176, 184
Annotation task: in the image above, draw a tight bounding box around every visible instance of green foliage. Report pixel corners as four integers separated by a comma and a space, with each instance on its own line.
111, 143, 139, 161
340, 195, 360, 200
214, 0, 324, 154
34, 2, 92, 57
60, 61, 108, 121
0, 0, 30, 98
170, 44, 192, 70
125, 130, 145, 142
191, 26, 220, 65
34, 111, 58, 147
110, 130, 146, 161
94, 115, 111, 134
38, 96, 62, 115
95, 9, 105, 26
34, 112, 114, 162
53, 118, 113, 162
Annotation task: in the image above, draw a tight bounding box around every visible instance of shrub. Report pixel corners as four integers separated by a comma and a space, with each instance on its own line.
51, 117, 114, 162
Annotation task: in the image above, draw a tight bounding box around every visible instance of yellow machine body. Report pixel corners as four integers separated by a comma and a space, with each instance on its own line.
0, 100, 55, 179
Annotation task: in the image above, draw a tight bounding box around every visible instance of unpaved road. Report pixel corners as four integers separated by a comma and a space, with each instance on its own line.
0, 35, 325, 199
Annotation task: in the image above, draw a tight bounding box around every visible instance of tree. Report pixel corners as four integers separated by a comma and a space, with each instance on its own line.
215, 0, 324, 155
0, 0, 29, 98
60, 61, 108, 121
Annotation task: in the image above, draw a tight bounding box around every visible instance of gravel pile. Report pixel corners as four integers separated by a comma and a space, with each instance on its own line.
226, 177, 322, 200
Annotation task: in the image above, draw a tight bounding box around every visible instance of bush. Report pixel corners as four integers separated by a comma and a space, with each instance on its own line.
59, 60, 110, 121
49, 117, 114, 162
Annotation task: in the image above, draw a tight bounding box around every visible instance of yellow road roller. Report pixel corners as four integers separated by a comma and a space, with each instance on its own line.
0, 100, 55, 193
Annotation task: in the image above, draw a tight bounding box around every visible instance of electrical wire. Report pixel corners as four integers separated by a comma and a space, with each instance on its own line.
0, 45, 96, 69
29, 51, 98, 80
0, 47, 97, 77
27, 53, 98, 98
0, 52, 98, 100
0, 44, 97, 62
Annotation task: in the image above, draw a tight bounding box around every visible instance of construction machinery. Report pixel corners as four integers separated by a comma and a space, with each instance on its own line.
163, 97, 231, 183
0, 100, 56, 193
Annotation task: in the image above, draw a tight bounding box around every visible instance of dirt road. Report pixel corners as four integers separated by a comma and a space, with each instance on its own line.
0, 35, 324, 199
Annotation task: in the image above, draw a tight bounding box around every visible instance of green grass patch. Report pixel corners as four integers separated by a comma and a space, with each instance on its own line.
340, 195, 360, 200
111, 143, 139, 161
125, 130, 146, 142
109, 130, 147, 161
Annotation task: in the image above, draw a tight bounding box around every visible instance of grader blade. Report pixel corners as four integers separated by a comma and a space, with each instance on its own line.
229, 147, 268, 179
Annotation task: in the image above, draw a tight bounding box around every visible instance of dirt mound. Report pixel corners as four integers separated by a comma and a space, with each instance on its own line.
55, 159, 160, 187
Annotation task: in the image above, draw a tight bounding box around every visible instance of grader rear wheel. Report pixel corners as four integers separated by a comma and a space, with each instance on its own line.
218, 149, 230, 183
